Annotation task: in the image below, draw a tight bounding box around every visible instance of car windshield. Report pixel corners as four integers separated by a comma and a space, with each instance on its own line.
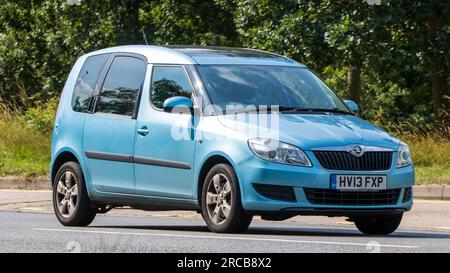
196, 65, 350, 114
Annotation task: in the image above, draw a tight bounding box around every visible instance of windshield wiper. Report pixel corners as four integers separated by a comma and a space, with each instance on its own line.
279, 107, 353, 115
231, 105, 303, 114
231, 106, 279, 114
226, 106, 352, 115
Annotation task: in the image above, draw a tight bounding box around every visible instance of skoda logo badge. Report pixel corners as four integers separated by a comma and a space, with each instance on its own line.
349, 145, 364, 157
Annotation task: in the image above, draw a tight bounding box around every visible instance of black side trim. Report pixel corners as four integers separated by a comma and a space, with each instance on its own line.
85, 151, 132, 163
134, 156, 191, 170
84, 151, 191, 170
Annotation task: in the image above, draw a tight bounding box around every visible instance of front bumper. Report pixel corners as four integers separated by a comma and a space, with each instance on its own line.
236, 151, 414, 215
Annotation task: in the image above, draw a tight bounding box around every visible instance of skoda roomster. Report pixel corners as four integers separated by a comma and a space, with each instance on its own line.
51, 46, 414, 234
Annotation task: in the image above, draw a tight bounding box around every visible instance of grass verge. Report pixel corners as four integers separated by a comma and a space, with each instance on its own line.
400, 133, 450, 185
0, 115, 51, 177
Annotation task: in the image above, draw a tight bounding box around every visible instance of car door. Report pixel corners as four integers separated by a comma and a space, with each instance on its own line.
83, 54, 147, 194
134, 65, 197, 198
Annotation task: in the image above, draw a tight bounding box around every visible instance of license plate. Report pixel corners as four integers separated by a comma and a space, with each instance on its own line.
331, 175, 387, 191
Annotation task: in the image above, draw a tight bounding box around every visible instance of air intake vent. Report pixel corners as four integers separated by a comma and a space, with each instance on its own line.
313, 151, 392, 171
402, 187, 412, 203
253, 184, 296, 202
304, 188, 401, 206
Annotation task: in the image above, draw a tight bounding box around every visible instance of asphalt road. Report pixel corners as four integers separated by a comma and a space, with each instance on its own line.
1, 210, 450, 253
1, 190, 450, 253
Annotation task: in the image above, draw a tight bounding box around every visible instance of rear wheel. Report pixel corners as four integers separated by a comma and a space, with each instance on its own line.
354, 213, 403, 235
201, 163, 252, 233
53, 161, 96, 226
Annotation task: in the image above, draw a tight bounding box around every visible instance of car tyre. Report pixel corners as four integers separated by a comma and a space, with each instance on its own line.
53, 161, 96, 226
201, 163, 252, 233
354, 213, 403, 235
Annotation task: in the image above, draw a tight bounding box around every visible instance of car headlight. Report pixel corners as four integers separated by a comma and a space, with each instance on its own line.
248, 138, 312, 167
397, 142, 412, 168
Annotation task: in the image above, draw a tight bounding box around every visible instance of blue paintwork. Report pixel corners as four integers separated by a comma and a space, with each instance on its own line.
51, 45, 414, 215
83, 113, 136, 194
134, 67, 197, 199
344, 99, 359, 113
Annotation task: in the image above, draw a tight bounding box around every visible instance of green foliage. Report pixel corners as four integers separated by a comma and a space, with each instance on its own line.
21, 97, 58, 134
0, 0, 144, 108
0, 103, 50, 177
399, 133, 450, 184
0, 0, 448, 129
141, 0, 237, 46
0, 0, 448, 180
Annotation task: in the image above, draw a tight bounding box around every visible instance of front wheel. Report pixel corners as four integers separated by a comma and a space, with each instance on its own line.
354, 213, 403, 235
201, 164, 252, 233
53, 161, 96, 226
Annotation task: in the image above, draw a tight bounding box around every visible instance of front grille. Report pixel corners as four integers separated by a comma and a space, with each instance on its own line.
304, 188, 401, 205
313, 151, 392, 171
253, 183, 296, 202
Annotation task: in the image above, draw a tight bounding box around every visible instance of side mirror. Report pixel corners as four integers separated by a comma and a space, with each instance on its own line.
163, 96, 193, 114
344, 99, 359, 113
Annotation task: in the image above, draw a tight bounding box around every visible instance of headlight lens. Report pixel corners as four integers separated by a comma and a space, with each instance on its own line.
248, 138, 312, 167
397, 142, 412, 168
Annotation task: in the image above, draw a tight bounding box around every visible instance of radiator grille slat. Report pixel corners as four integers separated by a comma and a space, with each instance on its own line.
304, 188, 401, 205
313, 151, 392, 171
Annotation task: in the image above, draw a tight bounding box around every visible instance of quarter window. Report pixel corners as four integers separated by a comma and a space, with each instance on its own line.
150, 66, 193, 109
72, 54, 109, 112
96, 56, 146, 116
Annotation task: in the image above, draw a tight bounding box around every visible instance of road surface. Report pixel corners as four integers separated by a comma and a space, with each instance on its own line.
1, 190, 450, 253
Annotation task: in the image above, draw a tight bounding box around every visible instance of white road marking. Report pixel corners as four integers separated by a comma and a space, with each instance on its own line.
0, 189, 51, 193
434, 226, 450, 231
414, 199, 450, 204
19, 207, 47, 211
35, 228, 419, 249
335, 221, 353, 226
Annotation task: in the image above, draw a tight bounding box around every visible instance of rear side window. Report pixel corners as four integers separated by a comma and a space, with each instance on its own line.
72, 54, 109, 112
96, 56, 146, 116
151, 66, 193, 109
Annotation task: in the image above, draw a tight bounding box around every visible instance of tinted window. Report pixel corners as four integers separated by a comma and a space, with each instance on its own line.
96, 56, 146, 116
151, 66, 193, 109
196, 65, 348, 113
72, 54, 109, 112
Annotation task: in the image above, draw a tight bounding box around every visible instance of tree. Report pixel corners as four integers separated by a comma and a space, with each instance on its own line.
229, 0, 334, 71
0, 0, 144, 106
385, 0, 449, 125
0, 0, 448, 131
140, 0, 237, 46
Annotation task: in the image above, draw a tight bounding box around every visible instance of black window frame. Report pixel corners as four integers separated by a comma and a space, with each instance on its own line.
71, 53, 110, 113
91, 53, 148, 119
149, 64, 196, 112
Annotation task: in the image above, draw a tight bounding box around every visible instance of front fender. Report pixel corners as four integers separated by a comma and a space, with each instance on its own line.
194, 139, 253, 202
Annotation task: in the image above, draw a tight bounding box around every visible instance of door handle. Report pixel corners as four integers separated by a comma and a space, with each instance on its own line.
137, 126, 149, 136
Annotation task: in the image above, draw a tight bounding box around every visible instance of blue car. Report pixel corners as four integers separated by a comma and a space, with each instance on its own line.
51, 46, 414, 234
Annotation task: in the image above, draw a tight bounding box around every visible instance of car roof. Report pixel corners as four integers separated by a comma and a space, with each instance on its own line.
84, 45, 304, 67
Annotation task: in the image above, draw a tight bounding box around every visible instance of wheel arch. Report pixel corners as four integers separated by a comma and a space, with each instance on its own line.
51, 150, 82, 185
196, 153, 241, 207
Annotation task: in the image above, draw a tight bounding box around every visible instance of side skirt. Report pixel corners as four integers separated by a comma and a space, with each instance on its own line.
89, 190, 200, 211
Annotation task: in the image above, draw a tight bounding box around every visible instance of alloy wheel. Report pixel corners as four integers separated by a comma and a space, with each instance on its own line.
206, 173, 232, 225
55, 171, 78, 218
